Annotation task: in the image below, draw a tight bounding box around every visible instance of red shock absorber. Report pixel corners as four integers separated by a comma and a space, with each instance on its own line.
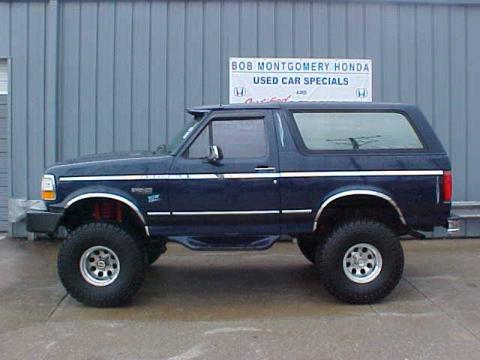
116, 202, 123, 223
93, 201, 123, 222
101, 202, 116, 220
93, 203, 101, 221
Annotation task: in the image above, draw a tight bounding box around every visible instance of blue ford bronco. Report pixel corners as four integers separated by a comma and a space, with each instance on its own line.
27, 102, 457, 307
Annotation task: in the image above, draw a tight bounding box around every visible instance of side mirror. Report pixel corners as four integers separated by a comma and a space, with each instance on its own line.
207, 145, 223, 163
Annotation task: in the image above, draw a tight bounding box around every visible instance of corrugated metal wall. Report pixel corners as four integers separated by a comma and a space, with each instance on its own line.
0, 0, 480, 235
0, 1, 50, 236
0, 93, 7, 232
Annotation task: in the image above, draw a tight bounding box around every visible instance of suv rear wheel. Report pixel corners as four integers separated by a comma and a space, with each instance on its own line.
58, 222, 146, 307
316, 219, 404, 304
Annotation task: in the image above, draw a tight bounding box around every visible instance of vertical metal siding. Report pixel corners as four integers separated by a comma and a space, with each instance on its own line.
4, 2, 47, 200
0, 93, 7, 231
96, 1, 115, 153
1, 0, 480, 235
55, 0, 480, 202
0, 2, 8, 233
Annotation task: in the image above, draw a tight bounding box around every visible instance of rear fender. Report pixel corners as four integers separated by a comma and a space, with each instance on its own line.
313, 185, 406, 232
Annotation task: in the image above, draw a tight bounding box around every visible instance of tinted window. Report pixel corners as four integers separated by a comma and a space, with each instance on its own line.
165, 115, 203, 154
187, 119, 267, 159
188, 123, 210, 158
292, 112, 423, 151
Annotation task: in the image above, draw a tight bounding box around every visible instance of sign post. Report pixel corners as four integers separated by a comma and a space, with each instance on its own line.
229, 57, 372, 104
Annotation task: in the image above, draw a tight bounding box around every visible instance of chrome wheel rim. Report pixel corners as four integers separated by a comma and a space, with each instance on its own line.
79, 246, 120, 286
342, 243, 382, 284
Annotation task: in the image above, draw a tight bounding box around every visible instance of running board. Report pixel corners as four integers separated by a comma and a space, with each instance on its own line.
166, 235, 280, 251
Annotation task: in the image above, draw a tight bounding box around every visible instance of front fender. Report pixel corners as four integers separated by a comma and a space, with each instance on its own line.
51, 185, 147, 225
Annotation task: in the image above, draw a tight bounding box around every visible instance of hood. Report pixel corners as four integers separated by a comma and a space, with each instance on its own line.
46, 150, 173, 178
52, 151, 156, 166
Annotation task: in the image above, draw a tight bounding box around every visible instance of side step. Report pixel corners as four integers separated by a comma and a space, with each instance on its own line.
167, 235, 280, 251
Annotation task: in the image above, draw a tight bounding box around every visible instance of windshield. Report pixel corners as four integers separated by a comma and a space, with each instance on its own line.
164, 115, 204, 154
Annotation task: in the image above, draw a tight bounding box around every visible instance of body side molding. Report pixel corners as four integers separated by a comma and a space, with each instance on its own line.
58, 170, 443, 182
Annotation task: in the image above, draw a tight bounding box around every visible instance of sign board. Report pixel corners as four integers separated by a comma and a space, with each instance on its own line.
229, 57, 372, 104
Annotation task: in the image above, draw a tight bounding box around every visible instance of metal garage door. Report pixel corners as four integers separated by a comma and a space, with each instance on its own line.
0, 60, 8, 232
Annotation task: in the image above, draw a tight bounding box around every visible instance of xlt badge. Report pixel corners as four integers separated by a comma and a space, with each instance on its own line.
131, 187, 153, 195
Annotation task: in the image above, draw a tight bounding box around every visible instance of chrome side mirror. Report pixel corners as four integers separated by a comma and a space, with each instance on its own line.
207, 145, 223, 163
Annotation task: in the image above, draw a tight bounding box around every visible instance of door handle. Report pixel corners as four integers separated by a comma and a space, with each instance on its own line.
254, 166, 276, 173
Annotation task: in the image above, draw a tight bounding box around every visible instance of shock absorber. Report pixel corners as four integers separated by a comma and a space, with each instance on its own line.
93, 201, 122, 222
101, 202, 116, 220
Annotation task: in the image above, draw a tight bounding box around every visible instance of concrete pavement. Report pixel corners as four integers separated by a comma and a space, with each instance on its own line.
0, 234, 480, 359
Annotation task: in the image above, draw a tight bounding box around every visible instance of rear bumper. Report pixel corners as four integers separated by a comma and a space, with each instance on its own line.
447, 216, 461, 234
26, 210, 63, 234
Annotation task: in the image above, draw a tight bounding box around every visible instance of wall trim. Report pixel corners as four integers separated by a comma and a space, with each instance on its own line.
324, 0, 480, 5
452, 202, 480, 219
6, 0, 480, 6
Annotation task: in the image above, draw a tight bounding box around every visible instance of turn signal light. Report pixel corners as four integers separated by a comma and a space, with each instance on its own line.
41, 174, 56, 201
442, 171, 452, 203
42, 190, 56, 201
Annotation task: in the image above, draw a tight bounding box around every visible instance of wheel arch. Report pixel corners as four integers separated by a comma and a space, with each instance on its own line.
65, 192, 146, 225
60, 189, 149, 237
313, 189, 406, 232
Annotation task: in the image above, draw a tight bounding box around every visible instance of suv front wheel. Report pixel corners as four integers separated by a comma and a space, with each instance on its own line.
57, 222, 146, 307
316, 219, 404, 304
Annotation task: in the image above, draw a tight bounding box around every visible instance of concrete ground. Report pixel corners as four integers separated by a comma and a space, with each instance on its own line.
0, 234, 480, 360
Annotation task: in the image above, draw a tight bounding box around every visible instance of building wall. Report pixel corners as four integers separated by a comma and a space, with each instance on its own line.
0, 93, 7, 232
0, 0, 480, 235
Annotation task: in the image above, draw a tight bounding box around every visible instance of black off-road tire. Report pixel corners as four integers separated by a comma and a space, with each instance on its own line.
316, 219, 404, 304
57, 222, 146, 307
297, 235, 324, 264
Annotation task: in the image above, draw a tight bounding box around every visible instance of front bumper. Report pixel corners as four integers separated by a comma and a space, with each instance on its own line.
26, 210, 63, 234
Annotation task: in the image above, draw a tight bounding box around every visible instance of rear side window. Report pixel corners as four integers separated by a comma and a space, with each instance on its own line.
292, 112, 424, 151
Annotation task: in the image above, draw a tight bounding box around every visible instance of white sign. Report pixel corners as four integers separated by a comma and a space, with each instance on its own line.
229, 57, 372, 104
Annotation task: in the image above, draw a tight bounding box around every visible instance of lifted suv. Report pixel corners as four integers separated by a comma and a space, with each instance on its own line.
28, 102, 455, 307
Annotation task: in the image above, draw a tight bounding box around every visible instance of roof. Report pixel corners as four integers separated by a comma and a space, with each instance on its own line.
187, 102, 417, 114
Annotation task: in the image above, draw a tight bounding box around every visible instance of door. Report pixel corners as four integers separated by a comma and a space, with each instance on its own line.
0, 60, 8, 232
168, 110, 280, 235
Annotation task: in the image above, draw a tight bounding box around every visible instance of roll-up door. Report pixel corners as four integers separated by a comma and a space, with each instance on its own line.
0, 60, 8, 232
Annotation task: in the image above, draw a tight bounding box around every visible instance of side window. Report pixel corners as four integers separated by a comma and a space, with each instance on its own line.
186, 118, 267, 159
292, 112, 424, 151
187, 124, 210, 158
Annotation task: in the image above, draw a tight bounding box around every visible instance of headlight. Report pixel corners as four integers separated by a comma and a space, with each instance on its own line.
41, 174, 56, 201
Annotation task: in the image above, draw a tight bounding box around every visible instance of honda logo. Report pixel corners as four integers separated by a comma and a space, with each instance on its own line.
356, 88, 368, 98
234, 87, 246, 97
